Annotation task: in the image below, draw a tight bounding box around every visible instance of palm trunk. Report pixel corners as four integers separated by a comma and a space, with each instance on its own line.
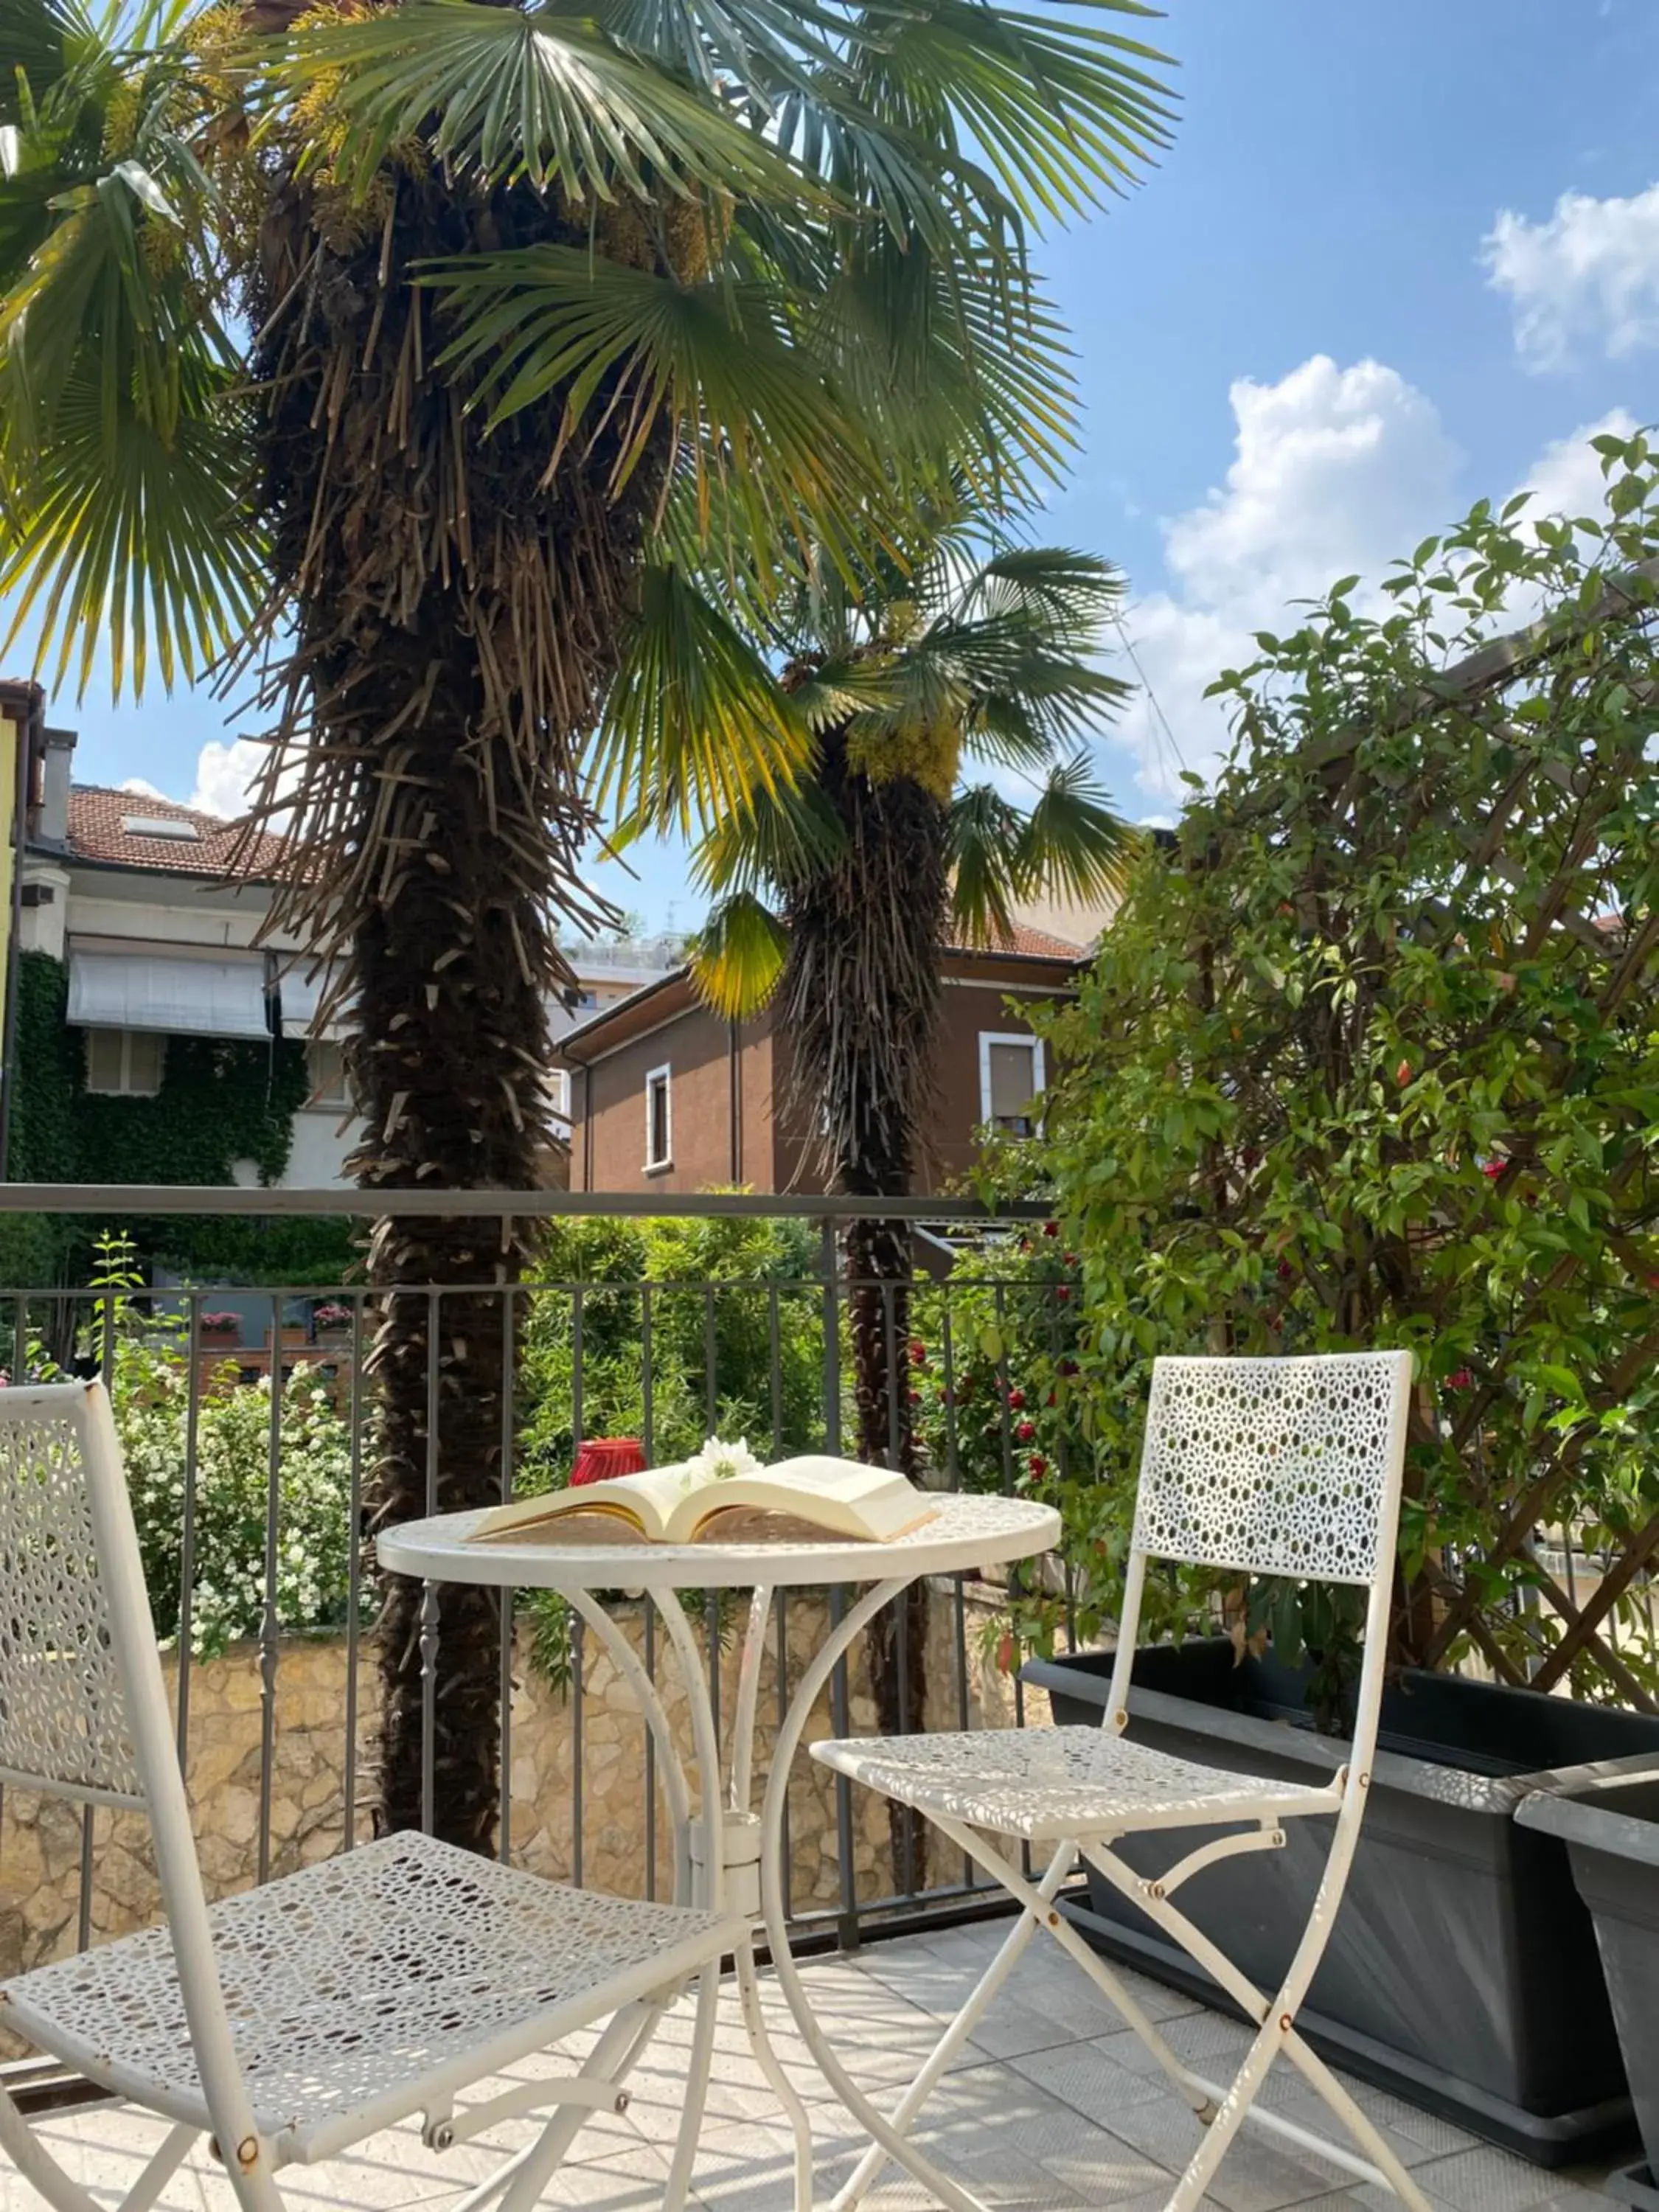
249, 162, 665, 1850
780, 732, 950, 1889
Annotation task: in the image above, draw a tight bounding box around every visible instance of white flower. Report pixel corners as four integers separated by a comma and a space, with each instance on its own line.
684, 1434, 761, 1487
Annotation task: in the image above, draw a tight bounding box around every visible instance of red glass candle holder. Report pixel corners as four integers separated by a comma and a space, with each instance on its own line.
569, 1437, 647, 1487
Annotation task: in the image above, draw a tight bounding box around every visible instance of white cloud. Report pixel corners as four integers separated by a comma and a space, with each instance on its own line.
1484, 184, 1659, 370
118, 736, 291, 828
186, 736, 290, 827
1114, 356, 1461, 799
1112, 359, 1636, 805
1509, 406, 1639, 525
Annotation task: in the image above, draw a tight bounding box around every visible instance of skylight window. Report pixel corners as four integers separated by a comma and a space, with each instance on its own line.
120, 815, 201, 842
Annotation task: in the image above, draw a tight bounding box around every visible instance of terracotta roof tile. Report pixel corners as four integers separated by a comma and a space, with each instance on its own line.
953, 922, 1085, 959
65, 786, 291, 881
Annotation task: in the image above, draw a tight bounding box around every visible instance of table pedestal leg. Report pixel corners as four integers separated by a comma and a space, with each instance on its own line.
758, 1575, 992, 2212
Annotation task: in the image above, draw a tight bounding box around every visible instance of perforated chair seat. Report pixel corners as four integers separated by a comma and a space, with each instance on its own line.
813, 1726, 1338, 1842
1, 1831, 738, 2162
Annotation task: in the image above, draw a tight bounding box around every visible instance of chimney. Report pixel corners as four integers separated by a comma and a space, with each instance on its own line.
38, 725, 74, 846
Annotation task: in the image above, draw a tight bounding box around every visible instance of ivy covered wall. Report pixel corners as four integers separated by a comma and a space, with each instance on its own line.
7, 953, 354, 1284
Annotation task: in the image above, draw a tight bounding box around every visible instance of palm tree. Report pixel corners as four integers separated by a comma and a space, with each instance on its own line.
0, 0, 1172, 1851
679, 527, 1133, 1870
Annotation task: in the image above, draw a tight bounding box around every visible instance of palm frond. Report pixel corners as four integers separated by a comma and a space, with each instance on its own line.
425, 246, 886, 563
0, 0, 91, 122
276, 0, 812, 202
945, 779, 1025, 945
690, 773, 846, 895
0, 352, 262, 695
584, 0, 843, 99
1013, 751, 1137, 902
596, 562, 810, 836
687, 889, 789, 1018
967, 543, 1125, 630
849, 0, 1178, 225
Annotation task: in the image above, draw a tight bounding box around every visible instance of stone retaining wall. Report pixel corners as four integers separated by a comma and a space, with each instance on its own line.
0, 1581, 1048, 2003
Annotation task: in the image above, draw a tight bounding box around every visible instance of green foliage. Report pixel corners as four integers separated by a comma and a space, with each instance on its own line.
518, 1211, 827, 1485
516, 1211, 827, 1683
0, 0, 1175, 701
8, 950, 352, 1281
44, 1234, 356, 1660
1012, 430, 1659, 1708
911, 1228, 1088, 1500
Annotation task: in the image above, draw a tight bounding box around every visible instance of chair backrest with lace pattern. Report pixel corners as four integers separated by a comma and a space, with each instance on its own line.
0, 1383, 147, 1806
1133, 1352, 1411, 1586
0, 1382, 266, 2162
1105, 1352, 1413, 1769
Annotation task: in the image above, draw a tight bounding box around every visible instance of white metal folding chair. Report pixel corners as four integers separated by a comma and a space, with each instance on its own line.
0, 1381, 742, 2212
810, 1350, 1431, 2212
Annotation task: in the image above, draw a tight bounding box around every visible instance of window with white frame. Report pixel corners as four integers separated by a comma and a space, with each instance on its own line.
83, 1029, 165, 1097
978, 1032, 1044, 1137
306, 1039, 351, 1111
644, 1062, 672, 1169
548, 1068, 572, 1119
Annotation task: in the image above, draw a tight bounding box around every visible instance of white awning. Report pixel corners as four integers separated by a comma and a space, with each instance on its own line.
276, 961, 349, 1040
68, 947, 271, 1040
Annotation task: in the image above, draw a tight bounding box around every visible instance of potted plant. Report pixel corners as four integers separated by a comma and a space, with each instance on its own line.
1023, 1641, 1659, 2161
198, 1310, 240, 1343
1517, 1767, 1659, 2210
1001, 453, 1659, 2163
312, 1301, 354, 1342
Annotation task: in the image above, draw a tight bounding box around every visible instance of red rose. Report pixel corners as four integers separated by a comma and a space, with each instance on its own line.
1482, 1160, 1505, 1180
1028, 1453, 1048, 1478
1276, 1259, 1293, 1279
1447, 1368, 1471, 1390
908, 1388, 920, 1405
1056, 1285, 1071, 1302
1043, 1221, 1060, 1239
1015, 1419, 1035, 1442
1058, 1358, 1079, 1377
1006, 1387, 1026, 1409
908, 1338, 928, 1366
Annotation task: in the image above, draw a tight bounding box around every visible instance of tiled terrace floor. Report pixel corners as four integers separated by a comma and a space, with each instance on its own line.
1, 1919, 1619, 2212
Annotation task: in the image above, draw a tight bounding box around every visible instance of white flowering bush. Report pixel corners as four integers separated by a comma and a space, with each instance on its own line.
116, 1352, 357, 1660
52, 1239, 359, 1659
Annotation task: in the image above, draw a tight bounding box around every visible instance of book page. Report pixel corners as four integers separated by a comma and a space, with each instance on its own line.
689, 1506, 874, 1545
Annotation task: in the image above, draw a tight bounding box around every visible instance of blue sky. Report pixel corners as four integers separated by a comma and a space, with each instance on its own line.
13, 0, 1659, 928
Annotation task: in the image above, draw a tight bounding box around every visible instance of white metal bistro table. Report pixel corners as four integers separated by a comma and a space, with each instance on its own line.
378, 1492, 1059, 2211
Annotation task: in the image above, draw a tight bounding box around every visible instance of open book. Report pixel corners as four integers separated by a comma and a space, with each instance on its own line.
465, 1455, 936, 1547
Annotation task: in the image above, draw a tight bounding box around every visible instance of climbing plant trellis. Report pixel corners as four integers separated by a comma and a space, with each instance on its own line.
1027, 430, 1659, 1707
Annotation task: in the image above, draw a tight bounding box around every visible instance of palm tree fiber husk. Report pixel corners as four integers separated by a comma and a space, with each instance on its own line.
779, 732, 950, 1886
246, 159, 668, 1851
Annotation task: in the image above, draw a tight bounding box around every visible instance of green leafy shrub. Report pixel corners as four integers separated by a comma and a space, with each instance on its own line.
910, 1230, 1088, 1498
1012, 431, 1659, 1708
42, 1237, 358, 1660
518, 1211, 828, 1486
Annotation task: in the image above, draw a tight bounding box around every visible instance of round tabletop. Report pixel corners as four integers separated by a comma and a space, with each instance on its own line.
375, 1491, 1060, 1593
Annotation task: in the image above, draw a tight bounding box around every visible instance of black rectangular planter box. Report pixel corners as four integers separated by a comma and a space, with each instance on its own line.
1022, 1642, 1659, 2166
1517, 1770, 1659, 2211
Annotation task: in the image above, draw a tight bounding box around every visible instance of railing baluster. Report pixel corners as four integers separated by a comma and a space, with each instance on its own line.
420, 1288, 441, 1840
175, 1292, 204, 1764
343, 1290, 365, 1852
499, 1281, 516, 1866
257, 1307, 285, 1886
